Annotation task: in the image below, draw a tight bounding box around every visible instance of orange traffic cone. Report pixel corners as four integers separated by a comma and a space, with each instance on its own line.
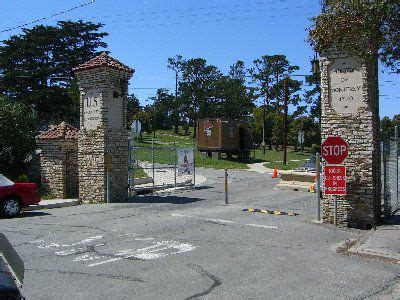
272, 166, 278, 178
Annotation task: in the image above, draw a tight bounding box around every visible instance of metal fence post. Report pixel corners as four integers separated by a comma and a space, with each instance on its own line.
152, 139, 155, 187
224, 168, 228, 204
316, 152, 321, 221
382, 138, 388, 217
174, 141, 177, 187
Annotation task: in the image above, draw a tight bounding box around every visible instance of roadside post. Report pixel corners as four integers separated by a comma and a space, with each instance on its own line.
152, 139, 155, 187
316, 152, 321, 221
298, 131, 305, 155
321, 136, 348, 227
224, 168, 228, 204
174, 142, 177, 187
193, 142, 196, 186
105, 154, 111, 203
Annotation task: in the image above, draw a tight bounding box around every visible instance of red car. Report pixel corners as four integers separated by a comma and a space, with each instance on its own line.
0, 174, 41, 218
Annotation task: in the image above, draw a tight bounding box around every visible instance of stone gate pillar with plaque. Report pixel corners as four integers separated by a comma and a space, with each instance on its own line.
74, 52, 134, 203
320, 51, 380, 229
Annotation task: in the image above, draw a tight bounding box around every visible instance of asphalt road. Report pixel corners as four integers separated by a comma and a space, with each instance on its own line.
1, 168, 399, 299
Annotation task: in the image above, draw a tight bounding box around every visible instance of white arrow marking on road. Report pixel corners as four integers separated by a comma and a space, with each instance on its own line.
38, 235, 104, 249
87, 240, 196, 267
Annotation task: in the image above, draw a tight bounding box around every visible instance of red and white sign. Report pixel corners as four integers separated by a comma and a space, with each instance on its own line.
321, 136, 348, 164
324, 165, 346, 195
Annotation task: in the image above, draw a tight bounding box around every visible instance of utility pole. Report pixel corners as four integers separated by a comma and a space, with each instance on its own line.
153, 101, 156, 138
283, 76, 289, 165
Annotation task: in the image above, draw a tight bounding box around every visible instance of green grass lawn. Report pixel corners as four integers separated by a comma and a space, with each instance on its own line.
134, 166, 148, 178
133, 130, 311, 170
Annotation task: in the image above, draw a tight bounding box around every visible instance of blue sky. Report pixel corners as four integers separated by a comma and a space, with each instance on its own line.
0, 0, 398, 118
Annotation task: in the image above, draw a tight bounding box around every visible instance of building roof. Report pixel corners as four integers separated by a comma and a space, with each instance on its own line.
73, 52, 134, 74
37, 122, 78, 140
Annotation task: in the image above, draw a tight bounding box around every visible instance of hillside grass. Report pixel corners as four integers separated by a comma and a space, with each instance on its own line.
133, 130, 311, 170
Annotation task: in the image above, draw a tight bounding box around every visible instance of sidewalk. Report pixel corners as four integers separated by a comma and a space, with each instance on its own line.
23, 199, 80, 211
348, 213, 400, 263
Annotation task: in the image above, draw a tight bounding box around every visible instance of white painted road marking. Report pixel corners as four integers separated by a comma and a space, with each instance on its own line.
38, 235, 104, 249
87, 240, 196, 267
171, 213, 234, 224
246, 224, 278, 229
171, 214, 277, 230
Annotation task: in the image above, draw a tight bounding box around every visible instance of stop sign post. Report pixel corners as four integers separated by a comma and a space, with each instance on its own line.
322, 136, 348, 164
321, 136, 348, 227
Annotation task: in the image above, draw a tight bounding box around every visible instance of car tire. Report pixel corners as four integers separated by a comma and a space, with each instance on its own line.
1, 197, 21, 218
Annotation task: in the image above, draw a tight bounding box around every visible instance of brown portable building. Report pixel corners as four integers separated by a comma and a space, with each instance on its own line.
197, 118, 253, 158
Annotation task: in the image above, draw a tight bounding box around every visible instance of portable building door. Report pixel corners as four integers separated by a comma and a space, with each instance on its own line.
239, 128, 245, 151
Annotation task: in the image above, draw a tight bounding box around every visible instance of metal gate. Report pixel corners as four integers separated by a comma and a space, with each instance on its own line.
128, 133, 196, 194
381, 126, 399, 217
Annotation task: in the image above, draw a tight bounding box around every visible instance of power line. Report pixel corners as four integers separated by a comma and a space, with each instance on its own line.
91, 4, 317, 26
0, 0, 97, 34
80, 0, 297, 20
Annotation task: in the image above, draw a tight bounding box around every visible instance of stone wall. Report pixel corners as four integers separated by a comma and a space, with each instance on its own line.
37, 140, 64, 198
320, 51, 380, 229
37, 139, 78, 198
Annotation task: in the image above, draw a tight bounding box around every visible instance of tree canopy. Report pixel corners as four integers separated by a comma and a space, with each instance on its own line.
0, 20, 108, 126
308, 1, 400, 73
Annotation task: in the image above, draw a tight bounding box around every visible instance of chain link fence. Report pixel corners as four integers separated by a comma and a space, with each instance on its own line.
381, 126, 399, 218
128, 134, 196, 194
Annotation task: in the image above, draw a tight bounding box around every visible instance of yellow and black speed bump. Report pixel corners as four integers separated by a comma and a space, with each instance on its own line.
242, 208, 298, 216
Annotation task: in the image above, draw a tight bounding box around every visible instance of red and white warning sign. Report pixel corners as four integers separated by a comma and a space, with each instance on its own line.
324, 165, 346, 195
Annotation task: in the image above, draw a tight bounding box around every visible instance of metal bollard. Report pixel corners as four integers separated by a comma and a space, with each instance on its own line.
334, 196, 337, 227
224, 168, 228, 204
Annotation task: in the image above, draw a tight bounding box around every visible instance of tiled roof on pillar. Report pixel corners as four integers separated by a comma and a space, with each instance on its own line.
37, 122, 78, 140
73, 52, 134, 74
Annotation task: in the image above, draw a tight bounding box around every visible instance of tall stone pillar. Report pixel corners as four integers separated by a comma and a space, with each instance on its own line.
74, 52, 134, 203
320, 50, 380, 229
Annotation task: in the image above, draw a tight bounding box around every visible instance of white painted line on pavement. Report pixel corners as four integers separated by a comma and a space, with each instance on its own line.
245, 224, 278, 229
171, 213, 234, 224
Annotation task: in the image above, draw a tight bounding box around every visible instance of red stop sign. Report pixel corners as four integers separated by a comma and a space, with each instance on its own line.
321, 136, 348, 164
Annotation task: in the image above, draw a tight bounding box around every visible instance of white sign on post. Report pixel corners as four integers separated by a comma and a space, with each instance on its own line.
298, 131, 304, 144
131, 120, 142, 133
177, 148, 194, 175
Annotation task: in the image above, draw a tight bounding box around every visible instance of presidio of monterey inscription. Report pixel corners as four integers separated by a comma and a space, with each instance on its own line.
328, 57, 364, 115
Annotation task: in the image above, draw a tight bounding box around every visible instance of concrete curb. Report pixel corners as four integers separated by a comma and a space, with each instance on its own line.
23, 199, 80, 211
276, 180, 312, 192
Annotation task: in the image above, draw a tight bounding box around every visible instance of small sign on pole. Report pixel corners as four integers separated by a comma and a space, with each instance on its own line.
324, 165, 346, 195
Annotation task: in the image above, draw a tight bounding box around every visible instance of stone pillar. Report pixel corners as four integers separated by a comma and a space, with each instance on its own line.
320, 50, 380, 229
74, 52, 134, 203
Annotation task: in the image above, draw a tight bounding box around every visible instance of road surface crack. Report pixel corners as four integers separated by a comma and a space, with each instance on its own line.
186, 263, 222, 299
